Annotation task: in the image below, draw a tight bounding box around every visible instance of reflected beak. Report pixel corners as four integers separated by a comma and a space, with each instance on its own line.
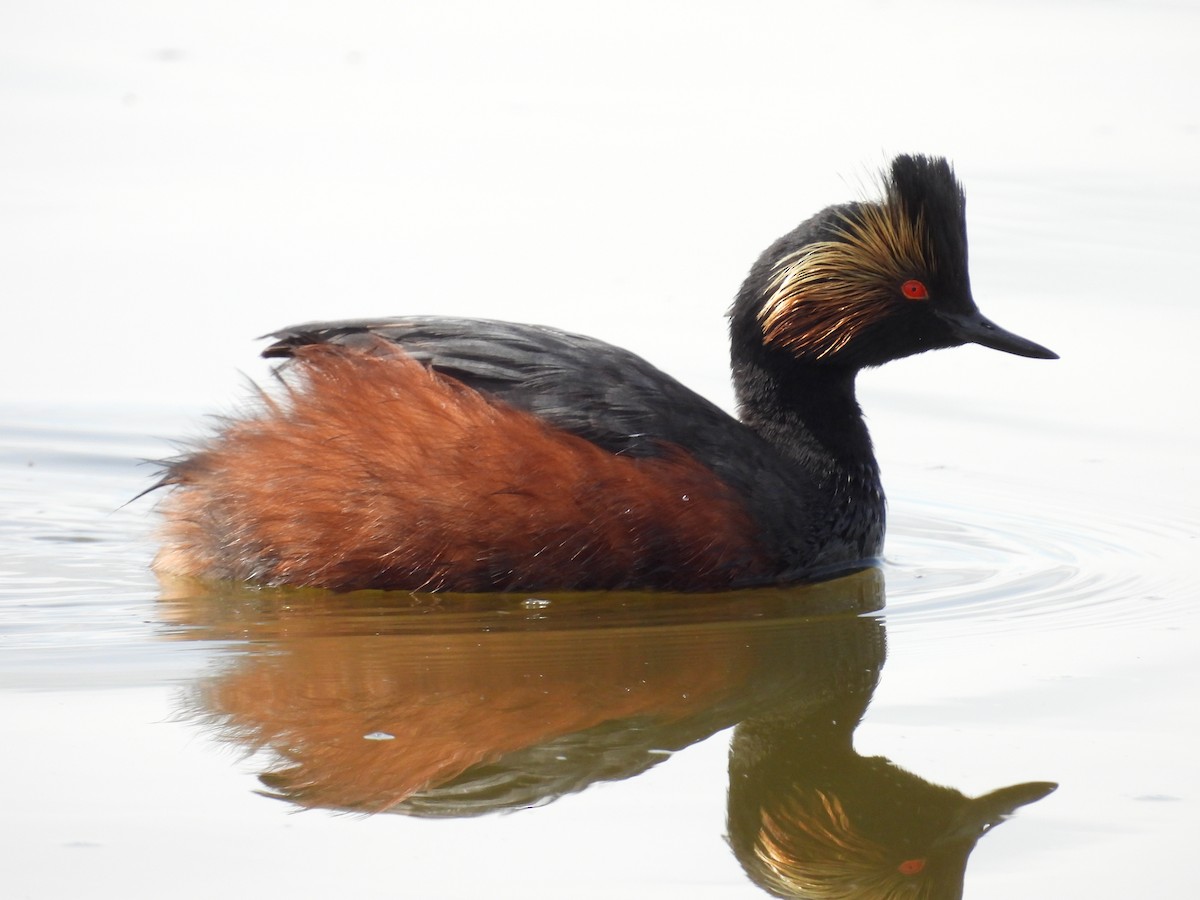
936, 781, 1059, 848
940, 308, 1059, 360
969, 780, 1059, 822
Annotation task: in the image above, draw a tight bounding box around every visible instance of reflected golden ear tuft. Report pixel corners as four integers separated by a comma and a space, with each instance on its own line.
749, 789, 934, 899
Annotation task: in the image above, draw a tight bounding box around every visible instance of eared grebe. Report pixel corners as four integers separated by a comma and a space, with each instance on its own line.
153, 155, 1056, 592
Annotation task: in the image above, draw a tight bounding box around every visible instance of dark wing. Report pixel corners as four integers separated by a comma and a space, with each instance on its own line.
263, 316, 741, 460
261, 317, 823, 565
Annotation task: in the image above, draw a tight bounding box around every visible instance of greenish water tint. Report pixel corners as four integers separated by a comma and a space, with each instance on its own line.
2, 405, 1196, 898
3, 2, 1199, 895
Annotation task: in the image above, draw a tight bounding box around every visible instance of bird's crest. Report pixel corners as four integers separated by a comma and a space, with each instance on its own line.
757, 155, 966, 361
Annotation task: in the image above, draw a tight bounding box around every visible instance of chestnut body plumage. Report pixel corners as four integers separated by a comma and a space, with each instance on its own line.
154, 155, 1056, 592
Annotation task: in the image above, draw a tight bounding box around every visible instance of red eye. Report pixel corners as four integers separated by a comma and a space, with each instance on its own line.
901, 279, 929, 300
897, 858, 927, 876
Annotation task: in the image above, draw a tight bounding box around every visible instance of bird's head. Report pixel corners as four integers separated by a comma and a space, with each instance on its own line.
733, 155, 1056, 370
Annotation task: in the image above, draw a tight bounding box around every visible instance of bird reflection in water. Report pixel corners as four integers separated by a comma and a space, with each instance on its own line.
160, 568, 1054, 898
728, 702, 1053, 898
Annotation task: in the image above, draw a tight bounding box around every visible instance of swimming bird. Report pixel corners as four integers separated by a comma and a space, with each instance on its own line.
153, 154, 1056, 592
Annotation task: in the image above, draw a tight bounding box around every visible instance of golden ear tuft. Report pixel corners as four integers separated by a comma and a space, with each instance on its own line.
757, 194, 935, 360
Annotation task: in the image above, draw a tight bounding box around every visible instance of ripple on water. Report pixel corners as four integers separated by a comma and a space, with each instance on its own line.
4, 417, 1196, 647
881, 485, 1196, 634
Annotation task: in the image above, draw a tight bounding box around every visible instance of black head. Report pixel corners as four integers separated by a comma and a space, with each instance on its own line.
730, 155, 1057, 370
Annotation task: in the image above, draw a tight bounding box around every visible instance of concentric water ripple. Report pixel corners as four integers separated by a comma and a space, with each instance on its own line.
6, 415, 1197, 644
881, 485, 1196, 633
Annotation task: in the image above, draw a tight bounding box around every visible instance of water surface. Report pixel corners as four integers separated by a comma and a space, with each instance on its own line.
3, 2, 1199, 897
3, 395, 1195, 898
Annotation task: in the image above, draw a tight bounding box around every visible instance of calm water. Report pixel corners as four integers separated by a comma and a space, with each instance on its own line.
4, 2, 1199, 897
3, 389, 1196, 899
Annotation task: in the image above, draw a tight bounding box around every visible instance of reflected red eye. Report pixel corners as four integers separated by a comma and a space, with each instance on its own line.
897, 858, 926, 876
901, 279, 929, 301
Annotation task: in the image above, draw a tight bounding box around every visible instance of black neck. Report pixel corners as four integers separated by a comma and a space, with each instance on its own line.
730, 348, 886, 575
732, 351, 878, 478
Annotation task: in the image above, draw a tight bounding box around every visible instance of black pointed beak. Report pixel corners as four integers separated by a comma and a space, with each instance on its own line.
940, 308, 1059, 360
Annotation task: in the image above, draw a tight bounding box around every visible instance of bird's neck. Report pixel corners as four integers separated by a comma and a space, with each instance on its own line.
727, 347, 886, 575
733, 354, 878, 479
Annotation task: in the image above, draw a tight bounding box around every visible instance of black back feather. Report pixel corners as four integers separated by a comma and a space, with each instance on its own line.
263, 317, 829, 573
